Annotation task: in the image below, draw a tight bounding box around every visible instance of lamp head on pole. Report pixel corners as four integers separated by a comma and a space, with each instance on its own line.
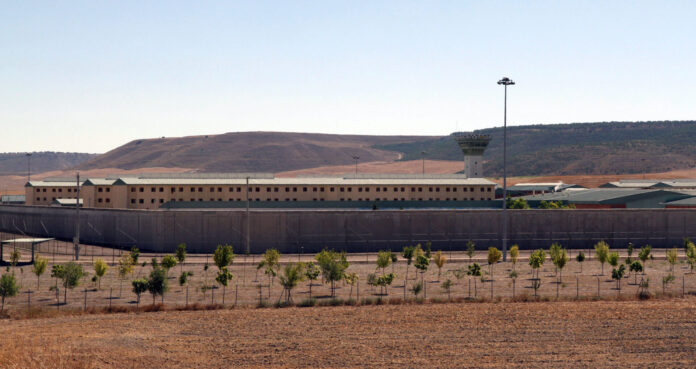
497, 77, 515, 86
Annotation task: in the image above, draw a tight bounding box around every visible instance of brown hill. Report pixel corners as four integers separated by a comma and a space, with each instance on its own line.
79, 132, 434, 173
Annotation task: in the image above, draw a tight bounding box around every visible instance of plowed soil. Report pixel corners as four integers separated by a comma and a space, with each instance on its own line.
1, 299, 695, 368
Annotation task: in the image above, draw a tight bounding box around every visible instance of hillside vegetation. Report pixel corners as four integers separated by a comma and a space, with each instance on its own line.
375, 121, 696, 176
0, 152, 96, 175
78, 132, 433, 173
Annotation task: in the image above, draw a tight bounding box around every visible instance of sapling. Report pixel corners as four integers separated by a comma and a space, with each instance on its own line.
638, 245, 652, 272
487, 247, 502, 279
467, 263, 482, 297
0, 273, 19, 312
509, 245, 519, 271
576, 252, 585, 273
32, 254, 48, 290
161, 255, 178, 278
93, 258, 109, 290
466, 241, 476, 263
629, 261, 643, 285
131, 278, 147, 307
433, 251, 447, 281
344, 272, 359, 300
612, 264, 626, 291
303, 262, 320, 299
666, 248, 678, 273
441, 279, 453, 301
175, 243, 187, 274
594, 241, 610, 275
401, 245, 415, 280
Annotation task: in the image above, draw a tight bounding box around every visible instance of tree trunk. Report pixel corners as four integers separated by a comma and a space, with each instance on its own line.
1, 296, 4, 312
152, 294, 155, 306
309, 282, 312, 299
64, 287, 67, 305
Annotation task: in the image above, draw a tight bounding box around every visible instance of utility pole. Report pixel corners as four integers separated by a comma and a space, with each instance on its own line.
245, 176, 250, 255
74, 172, 81, 260
421, 151, 427, 176
26, 153, 32, 182
352, 155, 360, 176
497, 77, 515, 262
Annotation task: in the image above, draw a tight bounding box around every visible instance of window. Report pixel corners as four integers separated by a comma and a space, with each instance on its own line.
179, 187, 184, 192
436, 188, 440, 192
52, 189, 56, 192
446, 187, 450, 192
274, 188, 279, 192
365, 188, 370, 192
191, 187, 196, 192
139, 199, 144, 204
487, 187, 492, 192
411, 187, 416, 192
106, 188, 110, 192
330, 187, 334, 192
401, 187, 405, 192
429, 187, 433, 192
320, 187, 325, 192
198, 187, 203, 192
130, 199, 135, 204
98, 198, 103, 203
340, 187, 345, 192
68, 189, 72, 193
256, 187, 260, 192
347, 188, 352, 192
171, 187, 176, 193
151, 187, 156, 192
98, 188, 103, 193
150, 199, 155, 204
237, 187, 242, 192
303, 187, 308, 192
453, 188, 457, 192
358, 188, 363, 192
106, 198, 111, 203
463, 187, 468, 192
393, 187, 398, 192
275, 198, 279, 201
376, 187, 381, 192
199, 199, 203, 202
58, 188, 62, 192
36, 197, 40, 201
267, 188, 271, 192
210, 187, 215, 192
340, 198, 344, 202
293, 187, 297, 192
418, 187, 423, 192
312, 187, 317, 192
285, 187, 290, 192
480, 188, 485, 192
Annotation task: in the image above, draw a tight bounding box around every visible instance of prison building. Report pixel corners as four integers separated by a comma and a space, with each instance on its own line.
24, 179, 83, 206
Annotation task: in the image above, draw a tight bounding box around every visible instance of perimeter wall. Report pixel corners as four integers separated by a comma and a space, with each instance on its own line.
0, 205, 694, 253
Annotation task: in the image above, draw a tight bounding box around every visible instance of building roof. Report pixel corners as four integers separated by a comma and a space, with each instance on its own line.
662, 197, 696, 206
51, 198, 83, 206
25, 180, 84, 187
112, 176, 496, 186
599, 181, 659, 188
522, 188, 694, 205
1, 238, 54, 245
82, 178, 117, 186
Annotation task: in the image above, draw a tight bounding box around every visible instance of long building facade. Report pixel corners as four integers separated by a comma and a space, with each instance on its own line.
25, 174, 497, 210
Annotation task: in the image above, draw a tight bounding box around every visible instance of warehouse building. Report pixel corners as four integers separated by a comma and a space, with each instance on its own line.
523, 188, 696, 209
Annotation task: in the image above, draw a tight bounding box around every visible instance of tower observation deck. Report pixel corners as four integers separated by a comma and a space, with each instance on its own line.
453, 133, 491, 178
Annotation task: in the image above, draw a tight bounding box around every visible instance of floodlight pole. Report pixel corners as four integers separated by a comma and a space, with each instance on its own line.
497, 77, 515, 262
352, 155, 360, 175
245, 176, 250, 255
74, 172, 81, 261
421, 151, 427, 175
26, 153, 32, 182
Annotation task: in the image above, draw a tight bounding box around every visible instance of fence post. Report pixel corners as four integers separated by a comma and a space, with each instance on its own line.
109, 288, 112, 309
556, 278, 559, 299
186, 285, 189, 307
357, 280, 360, 302
83, 289, 87, 311
490, 279, 493, 300
576, 276, 579, 299
682, 275, 685, 297
235, 283, 238, 307
597, 276, 600, 297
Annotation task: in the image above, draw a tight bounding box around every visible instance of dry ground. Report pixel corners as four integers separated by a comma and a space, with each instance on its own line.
1, 299, 695, 368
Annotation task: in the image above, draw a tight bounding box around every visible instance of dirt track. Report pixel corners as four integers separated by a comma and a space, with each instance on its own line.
1, 299, 696, 368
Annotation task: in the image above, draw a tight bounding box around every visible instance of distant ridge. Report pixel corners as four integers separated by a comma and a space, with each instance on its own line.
0, 152, 97, 175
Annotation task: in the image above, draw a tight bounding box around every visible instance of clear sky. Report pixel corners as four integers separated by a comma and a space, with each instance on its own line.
1, 1, 695, 153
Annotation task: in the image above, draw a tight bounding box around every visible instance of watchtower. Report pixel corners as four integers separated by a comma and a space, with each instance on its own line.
454, 133, 491, 178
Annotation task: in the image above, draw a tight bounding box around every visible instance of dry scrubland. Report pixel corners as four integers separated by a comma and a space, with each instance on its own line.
1, 299, 696, 368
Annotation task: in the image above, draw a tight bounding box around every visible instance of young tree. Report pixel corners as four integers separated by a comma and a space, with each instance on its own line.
215, 244, 236, 270
315, 248, 349, 297
410, 280, 423, 299
612, 264, 626, 291
529, 249, 546, 280
375, 273, 395, 296
424, 241, 432, 259
376, 250, 392, 276
257, 248, 279, 296
509, 270, 518, 297
666, 248, 678, 273
161, 255, 178, 278
117, 254, 135, 297
401, 245, 415, 280
433, 251, 447, 281
626, 242, 635, 263
414, 254, 430, 284
686, 242, 696, 273
607, 252, 619, 274
32, 254, 48, 290
10, 250, 20, 268
576, 252, 585, 273
390, 252, 398, 273
594, 241, 610, 275
303, 262, 320, 299
147, 267, 168, 305
51, 264, 64, 290
467, 263, 482, 297
549, 243, 562, 276
0, 273, 19, 312
130, 247, 141, 276
638, 245, 652, 272
487, 247, 502, 278
215, 267, 234, 304
441, 279, 453, 301
131, 278, 148, 307
175, 243, 187, 274
93, 258, 109, 290
179, 270, 193, 287
629, 260, 643, 285
466, 241, 476, 263
344, 272, 359, 300
509, 245, 519, 271
60, 262, 84, 304
552, 247, 569, 283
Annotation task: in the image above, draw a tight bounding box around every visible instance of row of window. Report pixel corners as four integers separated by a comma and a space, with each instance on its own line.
130, 186, 493, 194
128, 197, 494, 205
35, 188, 76, 193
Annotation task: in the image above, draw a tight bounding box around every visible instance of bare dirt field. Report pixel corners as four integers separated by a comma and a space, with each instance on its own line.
1, 298, 695, 368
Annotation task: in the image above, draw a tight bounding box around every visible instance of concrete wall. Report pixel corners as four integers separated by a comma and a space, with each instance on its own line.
1, 205, 695, 253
